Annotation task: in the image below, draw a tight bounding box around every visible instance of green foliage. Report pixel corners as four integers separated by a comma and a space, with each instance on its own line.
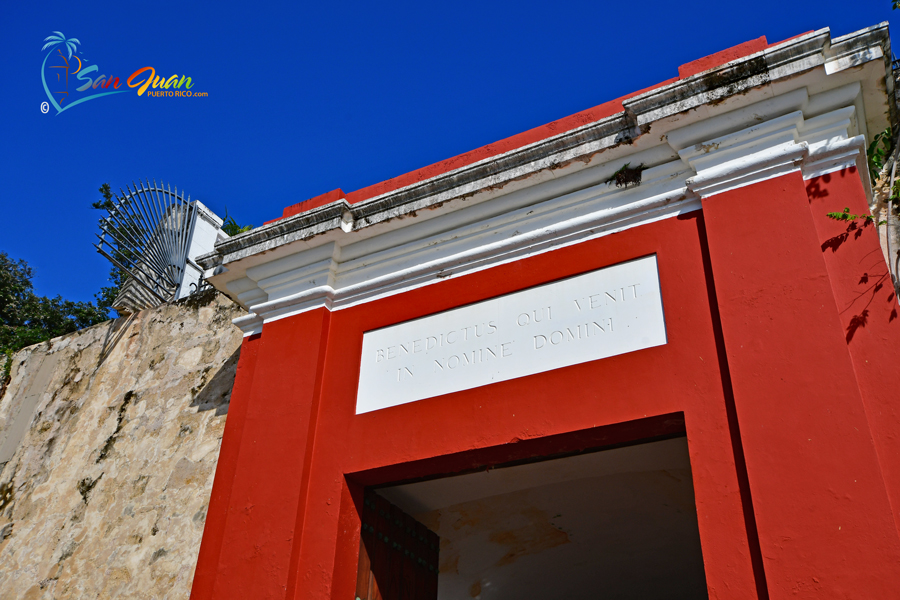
861, 125, 900, 223
221, 208, 252, 236
867, 127, 893, 186
825, 207, 886, 226
92, 182, 115, 212
1, 252, 109, 381
604, 163, 646, 188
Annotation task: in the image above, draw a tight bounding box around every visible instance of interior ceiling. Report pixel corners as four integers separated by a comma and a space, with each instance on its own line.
378, 437, 708, 600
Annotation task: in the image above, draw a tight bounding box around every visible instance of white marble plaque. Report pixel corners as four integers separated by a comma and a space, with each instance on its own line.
356, 255, 667, 414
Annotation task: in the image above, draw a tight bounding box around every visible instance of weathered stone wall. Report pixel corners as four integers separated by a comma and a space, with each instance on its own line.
872, 169, 900, 287
0, 291, 244, 599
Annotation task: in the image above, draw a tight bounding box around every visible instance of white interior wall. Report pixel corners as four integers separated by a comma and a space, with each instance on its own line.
177, 201, 226, 299
379, 437, 707, 600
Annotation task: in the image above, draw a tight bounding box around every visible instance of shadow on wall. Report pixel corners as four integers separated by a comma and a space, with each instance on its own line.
822, 218, 899, 341
819, 217, 871, 254
191, 346, 240, 416
807, 168, 899, 342
97, 313, 137, 367
843, 270, 897, 342
805, 170, 833, 200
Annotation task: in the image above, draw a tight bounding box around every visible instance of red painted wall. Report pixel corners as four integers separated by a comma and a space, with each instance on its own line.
192, 332, 260, 599
193, 311, 332, 599
701, 171, 900, 597
193, 168, 900, 600
805, 168, 900, 536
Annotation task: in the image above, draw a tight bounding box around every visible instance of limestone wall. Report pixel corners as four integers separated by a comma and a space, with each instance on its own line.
0, 291, 245, 599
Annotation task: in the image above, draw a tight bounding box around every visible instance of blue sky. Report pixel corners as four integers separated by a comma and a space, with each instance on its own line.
2, 1, 897, 303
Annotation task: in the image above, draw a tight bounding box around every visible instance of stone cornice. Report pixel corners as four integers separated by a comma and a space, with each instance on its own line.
623, 30, 831, 127
198, 25, 890, 336
226, 99, 866, 336
198, 24, 891, 275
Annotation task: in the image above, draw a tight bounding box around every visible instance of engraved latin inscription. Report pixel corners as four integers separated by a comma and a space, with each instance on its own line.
356, 255, 666, 414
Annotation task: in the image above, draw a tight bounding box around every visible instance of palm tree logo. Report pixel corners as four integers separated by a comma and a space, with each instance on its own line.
43, 31, 80, 59
41, 32, 79, 111
40, 31, 127, 115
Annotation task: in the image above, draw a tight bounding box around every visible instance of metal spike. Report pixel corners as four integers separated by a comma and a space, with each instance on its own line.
105, 195, 169, 279
99, 212, 171, 284
95, 244, 168, 303
149, 178, 174, 275
95, 177, 206, 311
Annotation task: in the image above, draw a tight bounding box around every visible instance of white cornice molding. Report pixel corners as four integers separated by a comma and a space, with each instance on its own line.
234, 160, 699, 335
679, 111, 810, 197
199, 24, 890, 277
686, 141, 810, 198
228, 97, 867, 336
798, 105, 868, 181
675, 101, 865, 198
200, 24, 891, 336
802, 135, 867, 181
230, 109, 865, 336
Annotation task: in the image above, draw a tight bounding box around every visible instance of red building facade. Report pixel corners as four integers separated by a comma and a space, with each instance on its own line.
193, 23, 900, 600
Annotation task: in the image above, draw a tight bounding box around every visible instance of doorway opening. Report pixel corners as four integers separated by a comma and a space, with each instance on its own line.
356, 436, 708, 600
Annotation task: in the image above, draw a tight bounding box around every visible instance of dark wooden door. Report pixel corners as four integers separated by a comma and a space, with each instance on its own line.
355, 490, 439, 600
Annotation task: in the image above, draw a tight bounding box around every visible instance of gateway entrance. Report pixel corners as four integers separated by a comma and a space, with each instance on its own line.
359, 437, 707, 600
191, 26, 900, 599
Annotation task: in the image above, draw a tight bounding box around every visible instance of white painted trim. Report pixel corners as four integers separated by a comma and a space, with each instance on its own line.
202, 24, 891, 283
802, 135, 867, 180
226, 94, 869, 335
687, 142, 809, 198
256, 197, 699, 327
825, 46, 884, 76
